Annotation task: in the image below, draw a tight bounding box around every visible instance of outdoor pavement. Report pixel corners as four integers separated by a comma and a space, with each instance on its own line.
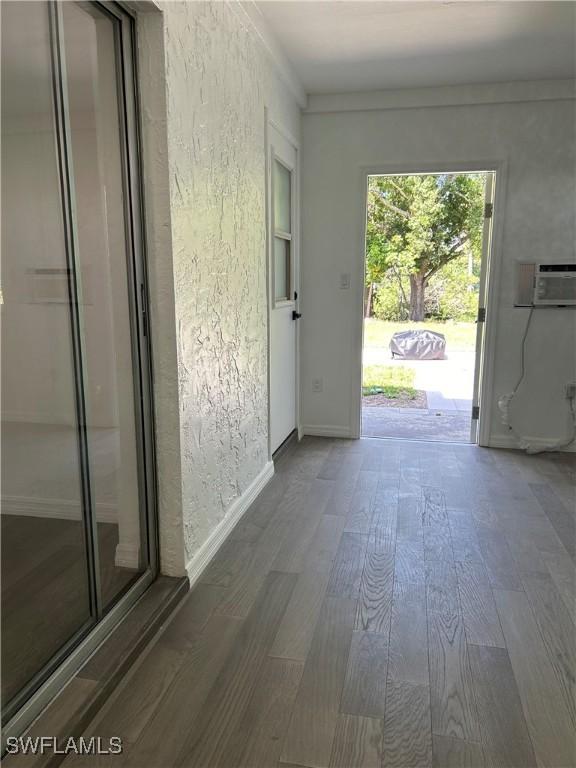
362, 345, 474, 442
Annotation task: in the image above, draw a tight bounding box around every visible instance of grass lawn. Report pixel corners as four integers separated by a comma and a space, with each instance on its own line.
363, 364, 417, 399
363, 319, 476, 351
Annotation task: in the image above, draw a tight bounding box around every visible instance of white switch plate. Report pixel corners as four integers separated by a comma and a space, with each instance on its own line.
312, 377, 323, 392
339, 273, 351, 290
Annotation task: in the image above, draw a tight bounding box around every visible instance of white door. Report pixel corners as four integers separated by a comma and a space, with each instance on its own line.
471, 171, 496, 443
268, 124, 299, 454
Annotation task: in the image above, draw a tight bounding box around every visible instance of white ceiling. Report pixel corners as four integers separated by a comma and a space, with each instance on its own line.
256, 1, 576, 94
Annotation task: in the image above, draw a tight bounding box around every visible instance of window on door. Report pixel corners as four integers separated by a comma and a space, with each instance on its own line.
273, 158, 293, 303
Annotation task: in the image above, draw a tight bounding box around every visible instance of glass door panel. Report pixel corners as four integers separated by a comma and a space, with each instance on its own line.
61, 1, 147, 610
274, 237, 290, 301
273, 159, 292, 234
272, 159, 293, 303
1, 0, 155, 728
1, 0, 93, 712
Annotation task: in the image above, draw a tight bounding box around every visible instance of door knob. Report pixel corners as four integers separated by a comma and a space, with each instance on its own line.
292, 311, 302, 320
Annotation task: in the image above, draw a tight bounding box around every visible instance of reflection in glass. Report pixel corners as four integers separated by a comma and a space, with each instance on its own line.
62, 1, 146, 610
274, 237, 290, 301
1, 0, 151, 719
1, 0, 92, 710
274, 159, 291, 234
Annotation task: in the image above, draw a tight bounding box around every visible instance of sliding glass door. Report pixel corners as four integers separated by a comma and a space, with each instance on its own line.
1, 0, 156, 726
1, 1, 94, 713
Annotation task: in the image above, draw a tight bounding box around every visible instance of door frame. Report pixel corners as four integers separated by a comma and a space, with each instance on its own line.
352, 160, 507, 445
265, 112, 302, 460
470, 172, 496, 443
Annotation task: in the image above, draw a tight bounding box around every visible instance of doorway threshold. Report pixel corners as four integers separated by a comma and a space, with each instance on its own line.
362, 405, 472, 444
272, 428, 299, 464
360, 434, 474, 447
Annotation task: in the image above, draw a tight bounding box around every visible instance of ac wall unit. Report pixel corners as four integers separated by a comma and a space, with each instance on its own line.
533, 263, 576, 306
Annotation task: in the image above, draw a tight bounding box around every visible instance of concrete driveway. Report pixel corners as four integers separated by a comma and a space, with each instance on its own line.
362, 345, 475, 441
363, 345, 474, 409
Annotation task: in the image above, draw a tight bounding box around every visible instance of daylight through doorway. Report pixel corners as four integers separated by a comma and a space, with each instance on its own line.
361, 170, 494, 443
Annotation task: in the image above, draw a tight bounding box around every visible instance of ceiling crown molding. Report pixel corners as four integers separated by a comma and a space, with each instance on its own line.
233, 1, 307, 109
305, 79, 576, 114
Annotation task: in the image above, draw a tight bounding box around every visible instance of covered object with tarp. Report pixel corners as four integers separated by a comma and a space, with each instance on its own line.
390, 329, 446, 360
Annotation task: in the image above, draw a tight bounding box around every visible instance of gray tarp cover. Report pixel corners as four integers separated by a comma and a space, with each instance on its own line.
390, 329, 446, 360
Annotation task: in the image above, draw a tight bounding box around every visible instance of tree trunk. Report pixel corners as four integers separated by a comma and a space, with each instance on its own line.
409, 272, 426, 321
364, 282, 374, 318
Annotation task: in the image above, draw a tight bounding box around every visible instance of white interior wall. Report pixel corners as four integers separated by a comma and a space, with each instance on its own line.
143, 1, 302, 575
300, 88, 576, 449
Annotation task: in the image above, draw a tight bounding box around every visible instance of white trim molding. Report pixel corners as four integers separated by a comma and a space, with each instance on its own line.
2, 495, 117, 523
234, 1, 307, 108
488, 434, 576, 453
185, 460, 275, 588
114, 542, 141, 569
488, 434, 525, 450
2, 499, 142, 572
305, 79, 575, 115
302, 424, 352, 438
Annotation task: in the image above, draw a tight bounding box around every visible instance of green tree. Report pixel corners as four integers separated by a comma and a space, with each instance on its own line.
366, 173, 485, 321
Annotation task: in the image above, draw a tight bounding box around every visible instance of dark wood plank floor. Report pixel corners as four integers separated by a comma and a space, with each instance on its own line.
63, 437, 576, 768
1, 517, 138, 708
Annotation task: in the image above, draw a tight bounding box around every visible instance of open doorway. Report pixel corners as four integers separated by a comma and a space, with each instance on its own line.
361, 170, 495, 443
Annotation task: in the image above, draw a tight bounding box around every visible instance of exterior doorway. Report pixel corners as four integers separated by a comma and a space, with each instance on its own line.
361, 170, 496, 443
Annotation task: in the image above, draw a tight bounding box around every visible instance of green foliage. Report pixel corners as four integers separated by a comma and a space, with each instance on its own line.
425, 257, 479, 321
362, 365, 416, 399
372, 275, 408, 321
365, 173, 485, 320
371, 254, 480, 322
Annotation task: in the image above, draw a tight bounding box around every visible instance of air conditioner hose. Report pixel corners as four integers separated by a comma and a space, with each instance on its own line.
498, 306, 576, 453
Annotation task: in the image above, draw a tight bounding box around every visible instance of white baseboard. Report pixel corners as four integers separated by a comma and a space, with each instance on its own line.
1, 412, 75, 426
185, 460, 275, 588
1, 495, 117, 523
114, 542, 141, 569
302, 424, 352, 438
485, 434, 517, 449
2, 413, 115, 428
488, 433, 576, 453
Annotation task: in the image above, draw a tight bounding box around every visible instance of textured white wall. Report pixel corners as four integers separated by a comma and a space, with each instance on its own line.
153, 1, 300, 570
301, 94, 576, 449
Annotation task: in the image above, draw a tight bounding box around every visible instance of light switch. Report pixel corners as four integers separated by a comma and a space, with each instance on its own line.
340, 273, 351, 290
